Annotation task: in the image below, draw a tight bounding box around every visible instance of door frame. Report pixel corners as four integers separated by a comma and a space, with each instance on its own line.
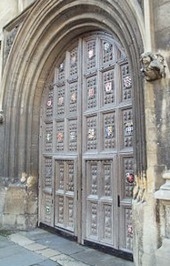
39, 32, 136, 258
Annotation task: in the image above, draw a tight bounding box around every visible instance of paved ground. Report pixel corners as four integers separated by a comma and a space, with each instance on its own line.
0, 228, 134, 266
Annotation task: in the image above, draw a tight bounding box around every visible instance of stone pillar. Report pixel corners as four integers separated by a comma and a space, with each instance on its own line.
154, 171, 170, 266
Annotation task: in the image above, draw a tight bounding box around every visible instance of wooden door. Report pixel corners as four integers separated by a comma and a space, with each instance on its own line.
39, 32, 134, 252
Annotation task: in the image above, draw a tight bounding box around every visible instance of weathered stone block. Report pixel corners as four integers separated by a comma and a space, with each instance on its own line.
2, 213, 17, 228
155, 238, 170, 266
0, 185, 38, 230
154, 2, 170, 32
4, 186, 27, 215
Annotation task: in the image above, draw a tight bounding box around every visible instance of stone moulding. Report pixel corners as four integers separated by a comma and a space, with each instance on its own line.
133, 173, 146, 203
140, 52, 166, 81
155, 171, 170, 201
0, 110, 4, 123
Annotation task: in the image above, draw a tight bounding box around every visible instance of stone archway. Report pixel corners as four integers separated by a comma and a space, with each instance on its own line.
0, 0, 145, 261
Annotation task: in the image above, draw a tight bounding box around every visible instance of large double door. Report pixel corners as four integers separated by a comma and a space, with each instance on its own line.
39, 32, 134, 252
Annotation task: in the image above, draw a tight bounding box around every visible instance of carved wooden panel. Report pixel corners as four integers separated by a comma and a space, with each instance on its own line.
102, 69, 115, 106
119, 155, 134, 251
86, 116, 97, 150
44, 194, 52, 224
87, 161, 98, 196
56, 161, 64, 191
102, 161, 112, 197
121, 63, 132, 102
86, 76, 97, 109
45, 88, 53, 120
40, 192, 53, 226
102, 40, 114, 65
57, 60, 65, 82
86, 40, 96, 71
55, 159, 75, 232
83, 34, 133, 251
66, 197, 74, 230
102, 204, 113, 242
122, 108, 133, 149
69, 47, 78, 77
44, 123, 53, 153
44, 157, 52, 187
69, 82, 77, 113
56, 85, 65, 116
56, 122, 64, 151
40, 155, 53, 226
88, 202, 98, 238
125, 208, 133, 250
103, 112, 115, 150
68, 119, 77, 152
123, 157, 134, 198
56, 195, 64, 225
67, 161, 75, 192
85, 159, 113, 244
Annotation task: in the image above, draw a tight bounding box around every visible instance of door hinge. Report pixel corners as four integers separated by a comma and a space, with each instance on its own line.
117, 195, 120, 207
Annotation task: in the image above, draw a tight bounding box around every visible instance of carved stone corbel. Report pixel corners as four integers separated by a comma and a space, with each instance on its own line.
140, 52, 166, 81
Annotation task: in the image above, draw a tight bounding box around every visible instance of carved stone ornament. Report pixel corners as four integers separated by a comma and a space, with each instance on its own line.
133, 173, 146, 202
0, 110, 4, 124
140, 52, 166, 81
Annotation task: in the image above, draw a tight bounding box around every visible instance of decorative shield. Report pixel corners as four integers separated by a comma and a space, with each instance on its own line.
124, 76, 132, 88
88, 49, 94, 59
88, 128, 95, 139
88, 88, 95, 98
58, 96, 64, 106
46, 133, 52, 142
105, 82, 112, 93
57, 132, 64, 142
71, 92, 76, 103
47, 99, 52, 107
104, 42, 110, 51
105, 126, 113, 138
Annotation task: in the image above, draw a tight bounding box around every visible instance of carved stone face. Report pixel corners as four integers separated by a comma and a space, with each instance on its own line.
142, 55, 151, 66
157, 54, 164, 64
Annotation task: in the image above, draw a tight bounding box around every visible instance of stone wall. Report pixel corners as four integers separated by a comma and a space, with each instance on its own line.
153, 0, 170, 167
0, 0, 170, 265
133, 0, 170, 265
0, 0, 36, 83
0, 0, 37, 230
153, 1, 170, 265
0, 0, 36, 38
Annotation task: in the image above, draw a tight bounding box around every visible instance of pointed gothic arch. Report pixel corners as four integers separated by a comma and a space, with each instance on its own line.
0, 0, 146, 260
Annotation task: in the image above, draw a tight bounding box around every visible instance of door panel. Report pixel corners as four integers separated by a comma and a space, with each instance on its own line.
119, 155, 134, 250
84, 158, 115, 245
54, 158, 77, 232
39, 32, 134, 253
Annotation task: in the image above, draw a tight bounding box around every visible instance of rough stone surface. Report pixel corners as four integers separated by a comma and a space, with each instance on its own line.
0, 1, 170, 265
